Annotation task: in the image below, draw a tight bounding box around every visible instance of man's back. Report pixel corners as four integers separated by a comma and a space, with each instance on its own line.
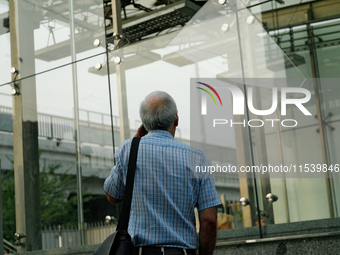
104, 130, 220, 249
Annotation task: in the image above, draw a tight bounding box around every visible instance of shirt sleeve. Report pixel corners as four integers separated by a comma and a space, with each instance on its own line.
196, 154, 221, 212
104, 155, 125, 200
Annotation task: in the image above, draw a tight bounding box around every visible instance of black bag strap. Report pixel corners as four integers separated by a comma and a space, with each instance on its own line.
117, 137, 141, 231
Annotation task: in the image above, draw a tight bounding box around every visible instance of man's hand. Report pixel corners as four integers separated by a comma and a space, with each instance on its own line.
199, 206, 217, 255
135, 124, 148, 138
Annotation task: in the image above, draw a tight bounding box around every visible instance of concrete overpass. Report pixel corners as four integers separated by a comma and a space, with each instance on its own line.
0, 105, 239, 199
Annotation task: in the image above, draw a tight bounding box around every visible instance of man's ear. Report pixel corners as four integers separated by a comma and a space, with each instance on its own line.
174, 114, 179, 127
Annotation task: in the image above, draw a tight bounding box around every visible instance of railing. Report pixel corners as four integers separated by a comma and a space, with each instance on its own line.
0, 106, 182, 143
41, 222, 116, 250
3, 238, 17, 254
0, 106, 121, 142
38, 113, 74, 140
3, 223, 116, 253
0, 106, 12, 115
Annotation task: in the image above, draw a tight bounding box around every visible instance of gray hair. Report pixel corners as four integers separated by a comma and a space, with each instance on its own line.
139, 91, 177, 131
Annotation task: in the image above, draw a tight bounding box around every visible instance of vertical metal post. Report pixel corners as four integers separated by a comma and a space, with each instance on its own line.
111, 0, 131, 142
275, 111, 290, 223
50, 116, 54, 139
0, 160, 3, 254
234, 3, 262, 237
9, 0, 42, 252
102, 2, 118, 221
58, 225, 62, 248
68, 0, 85, 245
252, 88, 275, 225
101, 114, 105, 146
306, 6, 335, 218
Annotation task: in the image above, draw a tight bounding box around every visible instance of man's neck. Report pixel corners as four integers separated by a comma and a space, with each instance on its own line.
168, 126, 176, 137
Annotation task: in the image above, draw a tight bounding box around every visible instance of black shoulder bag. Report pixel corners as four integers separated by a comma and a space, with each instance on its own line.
94, 137, 141, 255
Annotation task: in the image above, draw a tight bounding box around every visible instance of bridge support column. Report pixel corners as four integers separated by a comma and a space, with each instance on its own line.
9, 1, 42, 252
111, 0, 131, 143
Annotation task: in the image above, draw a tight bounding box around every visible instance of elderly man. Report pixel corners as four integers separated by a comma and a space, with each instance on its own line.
104, 91, 221, 255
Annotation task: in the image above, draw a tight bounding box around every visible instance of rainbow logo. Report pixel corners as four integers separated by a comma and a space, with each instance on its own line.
196, 82, 223, 106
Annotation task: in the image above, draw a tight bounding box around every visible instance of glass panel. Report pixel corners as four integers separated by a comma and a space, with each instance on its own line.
259, 0, 317, 12
286, 50, 313, 79
313, 19, 340, 50
76, 55, 119, 245
33, 53, 120, 249
104, 0, 306, 242
243, 9, 340, 239
4, 0, 106, 86
269, 126, 329, 221
318, 41, 340, 217
250, 78, 340, 237
325, 121, 340, 215
0, 85, 12, 110
0, 85, 15, 250
190, 78, 260, 235
319, 77, 340, 122
5, 52, 115, 250
0, 1, 10, 86
34, 63, 79, 249
167, 0, 305, 82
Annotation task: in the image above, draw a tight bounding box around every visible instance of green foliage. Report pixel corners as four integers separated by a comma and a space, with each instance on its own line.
39, 163, 78, 226
1, 170, 16, 241
1, 162, 92, 241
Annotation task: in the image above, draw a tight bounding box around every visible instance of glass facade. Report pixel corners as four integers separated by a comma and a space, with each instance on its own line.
0, 0, 340, 252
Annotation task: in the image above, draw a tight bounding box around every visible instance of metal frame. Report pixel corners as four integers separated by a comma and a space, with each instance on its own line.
306, 5, 336, 218
234, 0, 263, 237
68, 0, 85, 245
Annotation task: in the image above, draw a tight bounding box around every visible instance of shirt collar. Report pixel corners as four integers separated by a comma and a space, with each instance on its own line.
147, 130, 174, 139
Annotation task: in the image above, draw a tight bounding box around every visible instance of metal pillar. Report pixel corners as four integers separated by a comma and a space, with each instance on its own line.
234, 2, 262, 236
68, 0, 85, 245
9, 0, 42, 251
306, 6, 335, 218
224, 0, 263, 235
240, 6, 275, 224
251, 87, 275, 225
111, 0, 131, 142
275, 111, 290, 223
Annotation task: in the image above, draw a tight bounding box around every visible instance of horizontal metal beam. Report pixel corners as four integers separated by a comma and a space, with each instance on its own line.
262, 0, 340, 30
34, 31, 95, 61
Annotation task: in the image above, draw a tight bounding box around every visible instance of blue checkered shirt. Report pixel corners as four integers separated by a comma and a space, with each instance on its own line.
104, 130, 221, 249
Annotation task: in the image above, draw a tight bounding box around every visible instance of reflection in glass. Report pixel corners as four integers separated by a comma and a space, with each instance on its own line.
5, 0, 106, 84
0, 86, 16, 251
97, 0, 306, 238
0, 1, 11, 86
77, 54, 118, 245
100, 0, 340, 241
29, 53, 118, 248
2, 0, 339, 249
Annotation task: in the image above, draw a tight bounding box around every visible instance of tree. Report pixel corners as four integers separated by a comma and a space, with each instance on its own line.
1, 161, 92, 241
39, 163, 79, 226
1, 170, 16, 241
